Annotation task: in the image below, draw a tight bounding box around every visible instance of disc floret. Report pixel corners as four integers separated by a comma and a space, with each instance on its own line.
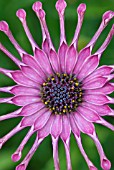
41, 73, 83, 115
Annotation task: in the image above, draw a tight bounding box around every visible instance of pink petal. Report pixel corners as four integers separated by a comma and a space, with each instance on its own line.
85, 83, 114, 94
51, 115, 62, 138
0, 21, 26, 57
94, 24, 114, 56
65, 44, 77, 74
60, 115, 71, 142
20, 102, 44, 116
74, 112, 94, 135
16, 134, 40, 170
32, 2, 54, 51
16, 9, 39, 52
38, 115, 54, 139
73, 47, 90, 75
69, 114, 80, 137
0, 122, 24, 149
75, 135, 98, 170
16, 164, 26, 170
20, 107, 47, 127
56, 0, 67, 45
11, 85, 40, 95
71, 3, 86, 50
89, 132, 111, 170
49, 49, 60, 73
21, 65, 43, 84
82, 102, 113, 116
51, 136, 60, 170
77, 55, 99, 80
11, 71, 38, 87
83, 77, 107, 90
60, 115, 72, 170
58, 42, 68, 73
77, 106, 100, 122
0, 86, 13, 94
84, 94, 110, 105
12, 126, 34, 162
12, 95, 40, 106
0, 43, 22, 67
34, 109, 51, 130
0, 97, 13, 104
98, 117, 114, 131
0, 108, 22, 121
35, 48, 53, 75
22, 54, 46, 79
42, 39, 50, 56
83, 65, 114, 84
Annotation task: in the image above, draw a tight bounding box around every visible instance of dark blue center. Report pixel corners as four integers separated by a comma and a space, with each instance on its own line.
41, 73, 83, 115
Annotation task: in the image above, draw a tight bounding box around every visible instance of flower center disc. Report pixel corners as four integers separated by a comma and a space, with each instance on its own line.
40, 73, 83, 115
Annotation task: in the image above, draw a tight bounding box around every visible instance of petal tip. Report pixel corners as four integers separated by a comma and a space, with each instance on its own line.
32, 1, 42, 12
103, 11, 114, 24
16, 164, 26, 170
89, 166, 98, 170
12, 152, 22, 162
16, 9, 26, 22
56, 0, 67, 15
0, 21, 9, 32
38, 9, 45, 19
101, 159, 111, 170
77, 3, 86, 14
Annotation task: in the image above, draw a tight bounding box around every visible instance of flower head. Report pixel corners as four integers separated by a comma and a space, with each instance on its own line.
0, 0, 114, 170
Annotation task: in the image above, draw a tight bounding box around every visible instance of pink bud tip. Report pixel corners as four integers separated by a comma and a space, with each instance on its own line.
56, 0, 67, 15
89, 166, 98, 170
103, 11, 114, 25
101, 159, 111, 170
16, 164, 26, 170
0, 21, 9, 32
38, 9, 45, 19
11, 152, 22, 162
77, 3, 86, 15
16, 9, 26, 22
32, 1, 42, 12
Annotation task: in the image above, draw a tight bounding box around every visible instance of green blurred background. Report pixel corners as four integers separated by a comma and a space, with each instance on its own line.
0, 0, 114, 170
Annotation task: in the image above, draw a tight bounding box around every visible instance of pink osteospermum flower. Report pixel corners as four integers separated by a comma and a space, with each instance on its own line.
0, 0, 114, 170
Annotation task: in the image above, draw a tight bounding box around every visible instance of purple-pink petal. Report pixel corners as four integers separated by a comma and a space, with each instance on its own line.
11, 95, 40, 106
77, 55, 99, 80
21, 65, 44, 84
82, 102, 113, 116
84, 94, 110, 105
20, 102, 44, 116
51, 115, 62, 138
83, 77, 108, 90
58, 42, 68, 73
11, 71, 38, 87
65, 44, 77, 74
38, 115, 54, 139
73, 47, 90, 75
22, 54, 46, 79
74, 112, 94, 135
85, 83, 114, 95
34, 109, 51, 130
49, 49, 60, 73
69, 114, 80, 137
20, 108, 47, 127
35, 48, 53, 75
83, 65, 114, 84
77, 106, 100, 122
11, 85, 40, 95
